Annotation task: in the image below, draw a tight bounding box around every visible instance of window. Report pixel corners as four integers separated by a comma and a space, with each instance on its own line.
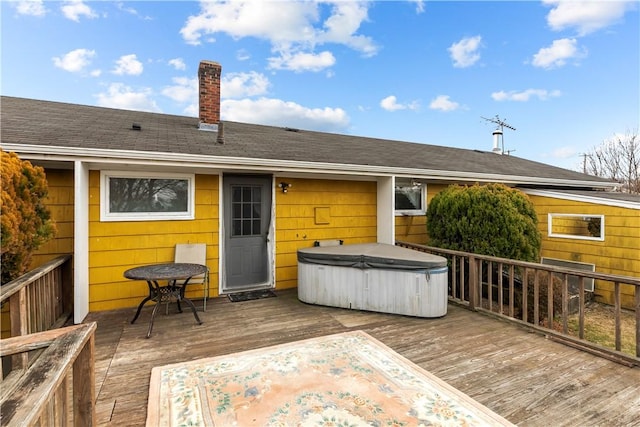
395, 180, 426, 215
548, 213, 605, 241
101, 171, 195, 221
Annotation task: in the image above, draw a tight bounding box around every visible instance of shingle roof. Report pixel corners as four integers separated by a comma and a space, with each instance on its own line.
1, 96, 613, 187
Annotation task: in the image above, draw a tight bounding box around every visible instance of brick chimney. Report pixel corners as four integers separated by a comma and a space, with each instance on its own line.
198, 60, 221, 131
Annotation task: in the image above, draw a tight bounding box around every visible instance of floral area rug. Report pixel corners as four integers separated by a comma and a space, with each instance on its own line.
147, 330, 514, 426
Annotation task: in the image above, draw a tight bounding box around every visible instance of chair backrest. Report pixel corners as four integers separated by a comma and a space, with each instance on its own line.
174, 243, 207, 284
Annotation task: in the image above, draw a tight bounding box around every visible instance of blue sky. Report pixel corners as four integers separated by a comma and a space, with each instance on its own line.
2, 1, 638, 171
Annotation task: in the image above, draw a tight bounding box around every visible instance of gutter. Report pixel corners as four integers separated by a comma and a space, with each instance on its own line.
3, 143, 617, 190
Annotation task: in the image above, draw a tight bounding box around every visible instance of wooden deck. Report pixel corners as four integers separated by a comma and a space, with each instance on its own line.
87, 289, 640, 427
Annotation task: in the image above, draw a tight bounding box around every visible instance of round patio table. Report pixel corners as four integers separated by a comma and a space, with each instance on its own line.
124, 263, 207, 338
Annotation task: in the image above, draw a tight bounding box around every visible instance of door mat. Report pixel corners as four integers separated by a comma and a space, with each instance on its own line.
227, 289, 277, 302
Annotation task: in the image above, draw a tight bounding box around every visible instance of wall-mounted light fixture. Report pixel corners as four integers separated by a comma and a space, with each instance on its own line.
278, 182, 291, 193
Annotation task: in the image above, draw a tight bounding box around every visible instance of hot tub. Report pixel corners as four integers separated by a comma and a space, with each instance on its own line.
297, 243, 449, 317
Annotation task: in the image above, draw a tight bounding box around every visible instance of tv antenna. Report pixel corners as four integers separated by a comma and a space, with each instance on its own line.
481, 115, 516, 154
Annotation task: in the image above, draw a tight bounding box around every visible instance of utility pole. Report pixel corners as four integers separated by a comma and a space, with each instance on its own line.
579, 153, 591, 174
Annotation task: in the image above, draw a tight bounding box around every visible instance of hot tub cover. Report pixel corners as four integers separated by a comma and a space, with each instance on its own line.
297, 243, 447, 270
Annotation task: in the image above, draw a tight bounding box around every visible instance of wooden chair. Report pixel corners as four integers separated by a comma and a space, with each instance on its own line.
174, 243, 209, 311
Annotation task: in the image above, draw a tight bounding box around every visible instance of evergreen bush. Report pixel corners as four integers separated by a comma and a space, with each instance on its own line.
426, 183, 541, 262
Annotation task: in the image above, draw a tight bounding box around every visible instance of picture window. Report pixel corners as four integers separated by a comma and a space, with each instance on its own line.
100, 171, 195, 221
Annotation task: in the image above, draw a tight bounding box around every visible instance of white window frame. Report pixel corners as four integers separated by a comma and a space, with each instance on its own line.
100, 171, 195, 222
394, 181, 426, 216
548, 213, 605, 241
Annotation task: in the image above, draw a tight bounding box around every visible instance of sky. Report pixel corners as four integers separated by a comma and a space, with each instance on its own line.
2, 0, 638, 171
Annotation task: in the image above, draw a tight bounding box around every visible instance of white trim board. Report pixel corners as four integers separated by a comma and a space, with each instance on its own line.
523, 189, 640, 210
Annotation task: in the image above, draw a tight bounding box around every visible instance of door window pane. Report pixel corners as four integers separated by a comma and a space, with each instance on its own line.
231, 185, 262, 236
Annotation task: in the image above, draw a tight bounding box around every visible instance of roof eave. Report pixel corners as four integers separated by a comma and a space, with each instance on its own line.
3, 143, 616, 190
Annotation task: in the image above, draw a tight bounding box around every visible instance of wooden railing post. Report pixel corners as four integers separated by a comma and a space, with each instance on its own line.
73, 334, 96, 426
469, 255, 477, 310
9, 289, 28, 370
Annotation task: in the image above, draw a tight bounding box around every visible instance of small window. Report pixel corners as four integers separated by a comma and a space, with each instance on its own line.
548, 213, 604, 241
395, 181, 426, 215
101, 171, 195, 221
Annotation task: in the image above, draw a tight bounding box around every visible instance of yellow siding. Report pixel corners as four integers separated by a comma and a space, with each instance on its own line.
275, 178, 377, 289
30, 169, 75, 268
88, 172, 220, 311
395, 215, 427, 244
528, 194, 639, 308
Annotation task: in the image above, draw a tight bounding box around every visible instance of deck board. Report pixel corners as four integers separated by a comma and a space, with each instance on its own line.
85, 289, 640, 426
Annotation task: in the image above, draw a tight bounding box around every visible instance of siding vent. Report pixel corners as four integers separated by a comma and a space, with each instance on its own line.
131, 123, 141, 131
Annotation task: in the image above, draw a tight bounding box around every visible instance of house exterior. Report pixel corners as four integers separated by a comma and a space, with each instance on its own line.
2, 60, 635, 323
522, 189, 639, 308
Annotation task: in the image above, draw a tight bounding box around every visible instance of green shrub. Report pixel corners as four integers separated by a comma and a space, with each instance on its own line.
1, 150, 56, 284
427, 183, 541, 262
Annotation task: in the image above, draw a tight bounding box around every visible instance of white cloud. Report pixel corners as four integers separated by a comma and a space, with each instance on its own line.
112, 54, 144, 76
531, 38, 586, 69
315, 2, 377, 57
181, 1, 318, 45
491, 89, 562, 102
543, 0, 633, 36
160, 75, 199, 116
52, 48, 96, 73
162, 77, 197, 104
61, 0, 97, 22
223, 72, 271, 98
16, 0, 46, 16
96, 83, 160, 112
268, 50, 336, 72
448, 35, 482, 68
411, 0, 426, 14
180, 1, 378, 72
168, 58, 187, 71
429, 95, 460, 112
115, 2, 151, 20
380, 95, 419, 112
222, 98, 350, 132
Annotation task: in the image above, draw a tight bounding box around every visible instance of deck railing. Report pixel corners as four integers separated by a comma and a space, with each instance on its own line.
396, 241, 640, 367
0, 323, 97, 426
1, 255, 73, 375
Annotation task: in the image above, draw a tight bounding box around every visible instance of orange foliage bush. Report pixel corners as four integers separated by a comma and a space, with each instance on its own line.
1, 150, 56, 284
